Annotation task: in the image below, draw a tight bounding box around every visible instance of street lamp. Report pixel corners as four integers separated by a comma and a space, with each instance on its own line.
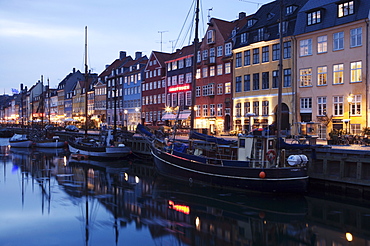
347, 94, 353, 134
124, 109, 128, 129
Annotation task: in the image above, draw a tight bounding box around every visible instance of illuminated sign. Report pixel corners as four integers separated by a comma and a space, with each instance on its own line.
168, 200, 190, 214
168, 84, 190, 93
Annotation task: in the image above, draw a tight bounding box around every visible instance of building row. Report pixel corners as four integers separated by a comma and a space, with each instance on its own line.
1, 0, 369, 139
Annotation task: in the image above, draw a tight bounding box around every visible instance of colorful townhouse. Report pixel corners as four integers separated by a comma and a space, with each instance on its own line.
195, 13, 247, 135
163, 45, 194, 127
294, 0, 370, 138
142, 51, 172, 127
233, 0, 308, 135
122, 52, 148, 131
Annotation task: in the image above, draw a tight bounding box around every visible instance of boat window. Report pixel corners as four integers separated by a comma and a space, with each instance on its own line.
239, 139, 245, 148
268, 139, 274, 149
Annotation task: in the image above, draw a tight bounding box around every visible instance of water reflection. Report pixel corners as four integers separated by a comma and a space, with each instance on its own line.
1, 144, 370, 245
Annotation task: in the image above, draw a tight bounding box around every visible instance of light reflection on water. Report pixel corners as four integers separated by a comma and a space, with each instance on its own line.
0, 137, 370, 246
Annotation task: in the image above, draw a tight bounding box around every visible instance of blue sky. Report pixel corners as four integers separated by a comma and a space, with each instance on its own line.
0, 0, 270, 95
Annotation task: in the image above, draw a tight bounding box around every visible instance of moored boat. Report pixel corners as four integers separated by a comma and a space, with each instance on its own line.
9, 134, 33, 148
33, 136, 67, 148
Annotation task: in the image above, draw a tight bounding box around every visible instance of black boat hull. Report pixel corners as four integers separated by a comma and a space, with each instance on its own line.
151, 147, 308, 194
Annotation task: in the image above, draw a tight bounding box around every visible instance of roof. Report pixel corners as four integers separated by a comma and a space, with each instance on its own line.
294, 0, 370, 35
234, 0, 309, 48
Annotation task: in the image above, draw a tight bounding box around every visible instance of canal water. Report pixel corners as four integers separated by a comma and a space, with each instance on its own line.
0, 138, 370, 246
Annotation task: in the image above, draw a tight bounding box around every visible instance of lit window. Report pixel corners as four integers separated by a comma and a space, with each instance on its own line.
338, 1, 354, 17
333, 64, 344, 84
300, 68, 312, 87
300, 39, 312, 56
317, 35, 327, 53
317, 66, 327, 86
307, 10, 321, 25
350, 61, 362, 83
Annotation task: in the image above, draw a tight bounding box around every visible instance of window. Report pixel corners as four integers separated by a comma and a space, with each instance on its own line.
272, 70, 279, 88
317, 35, 327, 53
235, 76, 242, 92
241, 33, 247, 43
262, 72, 269, 89
196, 105, 201, 117
262, 46, 269, 63
333, 64, 344, 84
244, 50, 250, 66
300, 68, 312, 87
253, 101, 259, 116
197, 51, 201, 63
244, 102, 250, 116
284, 69, 291, 87
333, 96, 343, 116
178, 74, 184, 84
350, 27, 362, 47
202, 67, 208, 78
272, 43, 280, 61
317, 66, 327, 86
284, 41, 291, 58
317, 97, 327, 116
210, 104, 216, 116
244, 74, 250, 92
225, 63, 231, 74
217, 83, 223, 94
300, 39, 312, 56
253, 73, 260, 90
338, 1, 354, 17
186, 91, 191, 106
225, 43, 232, 56
235, 52, 242, 68
307, 10, 321, 25
300, 97, 312, 112
196, 68, 201, 79
333, 32, 344, 51
257, 28, 264, 41
225, 82, 231, 94
253, 48, 259, 64
351, 94, 361, 115
202, 50, 208, 60
186, 57, 192, 67
350, 61, 362, 83
217, 64, 223, 75
207, 30, 215, 44
286, 5, 297, 15
262, 101, 269, 116
217, 103, 223, 116
202, 105, 208, 116
235, 103, 241, 117
202, 85, 208, 96
196, 86, 201, 97
178, 59, 184, 69
210, 66, 215, 77
172, 93, 177, 107
217, 46, 223, 57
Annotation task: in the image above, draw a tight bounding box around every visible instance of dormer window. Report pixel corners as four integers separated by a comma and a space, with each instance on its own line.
307, 10, 321, 25
247, 19, 256, 27
338, 1, 354, 17
267, 12, 275, 20
286, 5, 297, 15
241, 33, 247, 43
207, 30, 215, 44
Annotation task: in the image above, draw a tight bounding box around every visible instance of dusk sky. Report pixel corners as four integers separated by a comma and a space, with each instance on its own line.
0, 0, 270, 95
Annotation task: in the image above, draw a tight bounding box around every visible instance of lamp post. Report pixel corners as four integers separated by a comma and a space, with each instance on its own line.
124, 109, 128, 130
347, 94, 353, 134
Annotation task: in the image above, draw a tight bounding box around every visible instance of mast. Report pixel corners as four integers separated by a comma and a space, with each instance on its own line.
276, 0, 284, 162
41, 75, 44, 128
47, 78, 51, 125
84, 26, 89, 137
190, 0, 200, 138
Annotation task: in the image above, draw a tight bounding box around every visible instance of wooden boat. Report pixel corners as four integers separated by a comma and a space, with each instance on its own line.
33, 136, 66, 148
0, 128, 14, 138
9, 134, 33, 148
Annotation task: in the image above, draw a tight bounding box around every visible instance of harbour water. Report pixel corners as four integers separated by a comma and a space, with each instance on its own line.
0, 138, 370, 246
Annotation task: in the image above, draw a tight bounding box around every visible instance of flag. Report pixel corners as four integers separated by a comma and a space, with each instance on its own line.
11, 88, 19, 94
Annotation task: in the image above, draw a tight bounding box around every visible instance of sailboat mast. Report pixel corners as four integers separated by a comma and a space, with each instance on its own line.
84, 26, 88, 137
190, 0, 200, 135
276, 0, 284, 144
47, 78, 51, 125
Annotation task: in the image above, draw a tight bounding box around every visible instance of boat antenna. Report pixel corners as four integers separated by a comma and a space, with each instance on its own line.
189, 0, 200, 151
276, 0, 284, 163
84, 26, 89, 137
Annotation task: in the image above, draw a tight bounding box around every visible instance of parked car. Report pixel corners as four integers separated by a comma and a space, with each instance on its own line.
65, 125, 79, 132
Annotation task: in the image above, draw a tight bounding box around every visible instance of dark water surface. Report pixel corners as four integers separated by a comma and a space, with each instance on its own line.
1, 138, 370, 246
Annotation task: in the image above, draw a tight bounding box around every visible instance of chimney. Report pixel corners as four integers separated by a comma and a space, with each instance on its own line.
135, 51, 142, 60
239, 12, 246, 19
120, 51, 127, 60
73, 67, 76, 73
105, 64, 109, 69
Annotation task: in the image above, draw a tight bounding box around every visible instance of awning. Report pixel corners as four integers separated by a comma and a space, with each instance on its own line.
162, 110, 191, 120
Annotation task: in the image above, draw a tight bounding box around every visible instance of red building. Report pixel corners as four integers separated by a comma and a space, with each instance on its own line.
195, 14, 247, 135
142, 51, 171, 126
